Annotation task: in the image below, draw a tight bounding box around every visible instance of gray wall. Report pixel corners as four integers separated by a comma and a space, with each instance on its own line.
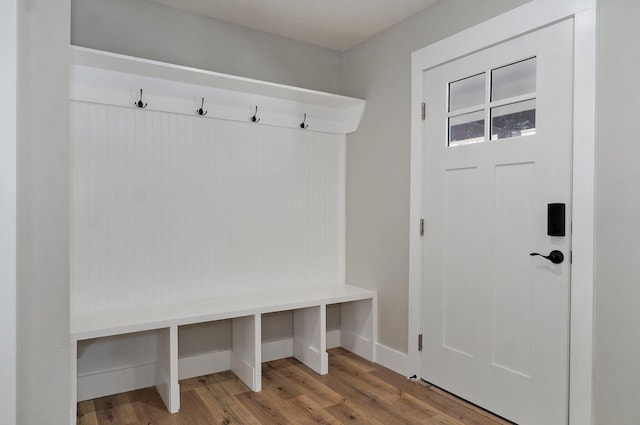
342, 0, 529, 352
594, 0, 640, 423
0, 1, 17, 423
71, 0, 343, 94
16, 0, 71, 424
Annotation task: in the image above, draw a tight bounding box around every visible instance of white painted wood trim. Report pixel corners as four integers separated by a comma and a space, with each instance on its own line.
375, 343, 409, 377
293, 305, 328, 375
337, 141, 347, 283
231, 315, 260, 392
71, 284, 376, 341
71, 286, 377, 407
70, 46, 365, 135
569, 8, 597, 425
410, 0, 595, 70
77, 351, 231, 401
78, 362, 157, 402
327, 329, 341, 349
178, 350, 231, 380
261, 339, 293, 363
408, 34, 425, 376
77, 340, 288, 401
76, 331, 353, 401
340, 298, 376, 362
155, 326, 179, 413
408, 2, 596, 425
71, 46, 362, 108
76, 329, 407, 404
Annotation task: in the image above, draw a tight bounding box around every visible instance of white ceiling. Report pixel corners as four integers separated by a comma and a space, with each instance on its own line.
146, 0, 440, 51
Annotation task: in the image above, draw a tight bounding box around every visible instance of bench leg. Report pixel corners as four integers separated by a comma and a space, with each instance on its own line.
231, 314, 261, 391
341, 298, 377, 362
156, 326, 180, 413
293, 305, 328, 375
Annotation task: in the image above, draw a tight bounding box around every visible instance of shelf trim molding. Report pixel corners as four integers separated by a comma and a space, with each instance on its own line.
70, 46, 365, 135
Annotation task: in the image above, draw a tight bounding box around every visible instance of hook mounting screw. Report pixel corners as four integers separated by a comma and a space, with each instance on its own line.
135, 89, 148, 109
300, 113, 309, 129
196, 98, 208, 116
250, 106, 261, 123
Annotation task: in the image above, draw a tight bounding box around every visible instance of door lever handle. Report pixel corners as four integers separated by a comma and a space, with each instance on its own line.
530, 250, 564, 264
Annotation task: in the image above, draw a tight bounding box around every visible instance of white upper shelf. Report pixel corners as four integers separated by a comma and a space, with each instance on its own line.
70, 46, 366, 134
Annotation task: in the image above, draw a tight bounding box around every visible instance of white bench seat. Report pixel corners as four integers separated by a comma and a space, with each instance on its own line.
71, 284, 377, 415
71, 284, 376, 340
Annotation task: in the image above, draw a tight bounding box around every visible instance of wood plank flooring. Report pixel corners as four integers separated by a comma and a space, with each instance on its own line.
77, 348, 513, 425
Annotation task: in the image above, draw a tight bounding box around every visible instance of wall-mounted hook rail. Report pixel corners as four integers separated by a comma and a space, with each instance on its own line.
300, 113, 309, 129
134, 89, 148, 109
250, 106, 261, 123
196, 97, 208, 116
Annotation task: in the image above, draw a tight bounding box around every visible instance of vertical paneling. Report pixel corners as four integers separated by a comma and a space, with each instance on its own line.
71, 102, 345, 314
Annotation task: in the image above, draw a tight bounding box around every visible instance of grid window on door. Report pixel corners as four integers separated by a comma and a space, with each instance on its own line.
448, 57, 537, 146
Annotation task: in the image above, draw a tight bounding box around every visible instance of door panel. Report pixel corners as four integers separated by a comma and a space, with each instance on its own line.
421, 20, 573, 425
443, 166, 480, 357
493, 161, 535, 376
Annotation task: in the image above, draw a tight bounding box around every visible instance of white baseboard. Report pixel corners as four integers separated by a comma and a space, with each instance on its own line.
230, 350, 259, 391
374, 343, 409, 377
293, 338, 328, 375
327, 329, 341, 349
178, 350, 230, 380
77, 335, 337, 401
341, 330, 374, 361
76, 331, 403, 402
77, 362, 156, 402
179, 337, 305, 381
261, 339, 293, 363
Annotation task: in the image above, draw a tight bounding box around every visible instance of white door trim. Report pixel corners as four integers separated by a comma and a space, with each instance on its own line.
408, 1, 596, 424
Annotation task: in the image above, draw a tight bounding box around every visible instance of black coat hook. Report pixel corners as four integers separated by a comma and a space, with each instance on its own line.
300, 113, 309, 129
250, 106, 261, 123
135, 89, 147, 109
196, 98, 208, 116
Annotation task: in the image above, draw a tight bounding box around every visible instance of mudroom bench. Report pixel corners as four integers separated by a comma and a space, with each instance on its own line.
70, 284, 377, 414
68, 46, 372, 422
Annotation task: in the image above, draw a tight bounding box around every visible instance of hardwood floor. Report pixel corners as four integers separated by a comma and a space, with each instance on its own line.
77, 348, 513, 425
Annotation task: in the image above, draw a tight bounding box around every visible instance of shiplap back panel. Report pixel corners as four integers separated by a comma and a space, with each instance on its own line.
70, 101, 345, 314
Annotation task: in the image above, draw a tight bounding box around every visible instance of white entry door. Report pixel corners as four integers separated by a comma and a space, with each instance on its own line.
421, 20, 573, 425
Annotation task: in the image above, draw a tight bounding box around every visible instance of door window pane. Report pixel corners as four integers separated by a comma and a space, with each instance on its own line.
449, 73, 485, 112
491, 99, 536, 140
449, 110, 485, 146
491, 57, 537, 101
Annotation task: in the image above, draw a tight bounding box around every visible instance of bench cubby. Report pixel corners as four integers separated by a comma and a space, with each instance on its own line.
71, 285, 377, 413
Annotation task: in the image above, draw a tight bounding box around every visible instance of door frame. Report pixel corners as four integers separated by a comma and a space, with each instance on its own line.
408, 1, 597, 424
